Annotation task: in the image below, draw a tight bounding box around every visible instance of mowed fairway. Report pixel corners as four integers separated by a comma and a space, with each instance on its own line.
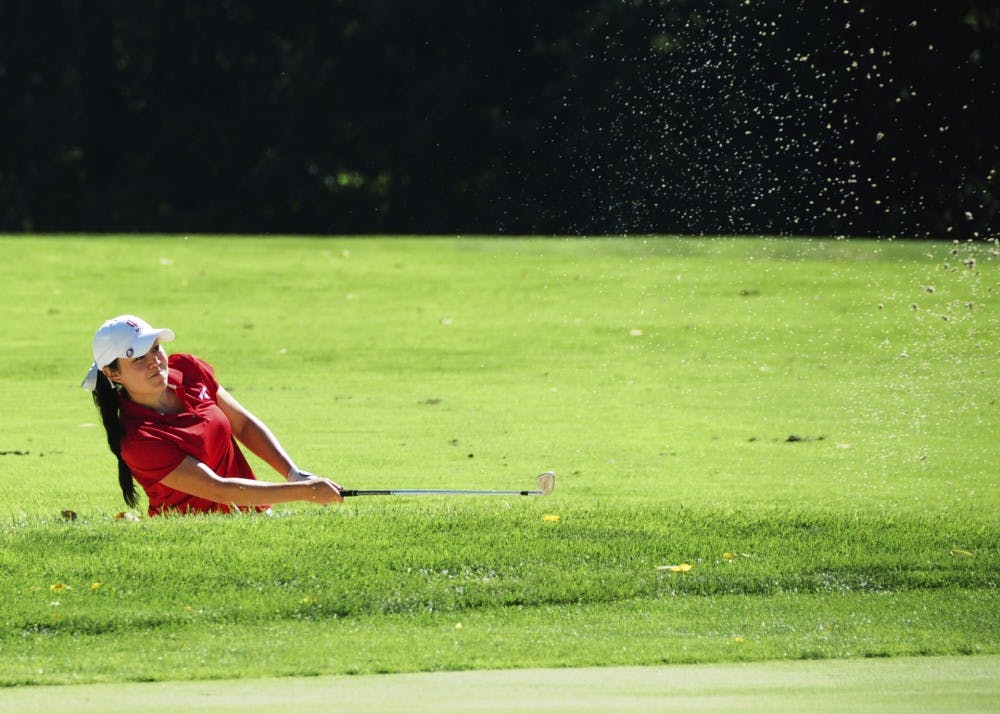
0, 236, 996, 709
3, 657, 998, 713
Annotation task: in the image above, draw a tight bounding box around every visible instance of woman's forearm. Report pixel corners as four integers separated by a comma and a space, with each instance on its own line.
159, 457, 341, 506
216, 387, 297, 478
206, 476, 325, 506
233, 414, 297, 477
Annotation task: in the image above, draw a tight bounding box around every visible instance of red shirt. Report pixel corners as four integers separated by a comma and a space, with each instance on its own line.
119, 353, 259, 516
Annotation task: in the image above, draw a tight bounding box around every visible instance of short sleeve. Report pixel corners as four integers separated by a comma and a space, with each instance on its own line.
170, 353, 220, 401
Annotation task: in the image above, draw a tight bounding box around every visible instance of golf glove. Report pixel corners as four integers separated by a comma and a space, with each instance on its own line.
286, 466, 317, 482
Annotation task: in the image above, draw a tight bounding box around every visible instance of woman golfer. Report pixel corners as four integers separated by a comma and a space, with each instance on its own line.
82, 314, 343, 516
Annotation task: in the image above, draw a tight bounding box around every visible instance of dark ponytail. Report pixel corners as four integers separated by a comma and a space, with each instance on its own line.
92, 366, 140, 508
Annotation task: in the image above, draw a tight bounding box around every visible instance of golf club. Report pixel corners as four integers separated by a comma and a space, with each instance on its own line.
338, 471, 555, 498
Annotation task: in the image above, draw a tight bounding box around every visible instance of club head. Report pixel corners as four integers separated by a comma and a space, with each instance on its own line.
536, 471, 556, 496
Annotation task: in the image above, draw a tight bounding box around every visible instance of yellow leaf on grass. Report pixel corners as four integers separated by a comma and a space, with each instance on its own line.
656, 563, 693, 572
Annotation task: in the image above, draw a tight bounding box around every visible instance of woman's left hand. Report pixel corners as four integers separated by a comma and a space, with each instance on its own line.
290, 468, 342, 491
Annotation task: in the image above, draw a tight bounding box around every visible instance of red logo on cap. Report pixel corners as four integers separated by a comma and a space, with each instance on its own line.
126, 319, 140, 332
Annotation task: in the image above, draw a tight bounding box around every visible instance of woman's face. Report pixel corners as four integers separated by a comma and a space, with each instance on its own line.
103, 341, 169, 398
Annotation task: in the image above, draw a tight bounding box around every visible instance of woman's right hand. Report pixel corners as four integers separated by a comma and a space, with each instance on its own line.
303, 476, 344, 504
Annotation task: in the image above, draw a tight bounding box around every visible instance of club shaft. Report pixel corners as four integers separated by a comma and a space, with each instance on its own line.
341, 488, 545, 497
336, 472, 555, 498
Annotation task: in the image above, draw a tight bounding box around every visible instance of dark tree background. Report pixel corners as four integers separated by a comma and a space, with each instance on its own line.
1, 1, 997, 238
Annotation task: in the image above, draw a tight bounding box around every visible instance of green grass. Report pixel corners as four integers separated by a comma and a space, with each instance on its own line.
4, 658, 999, 714
0, 235, 996, 688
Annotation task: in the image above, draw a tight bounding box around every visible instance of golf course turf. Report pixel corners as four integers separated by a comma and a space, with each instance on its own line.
2, 657, 997, 713
0, 235, 996, 710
